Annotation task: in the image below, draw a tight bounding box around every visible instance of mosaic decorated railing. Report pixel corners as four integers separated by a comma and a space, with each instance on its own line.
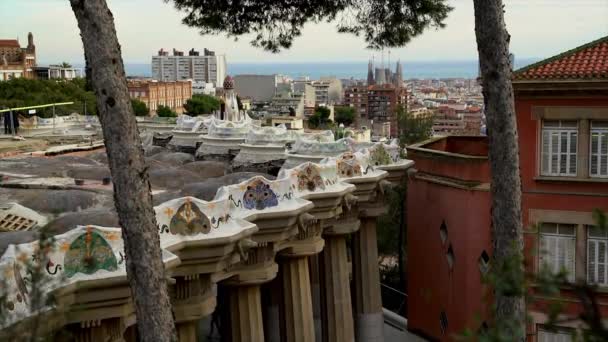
214, 175, 301, 217
277, 162, 343, 195
173, 114, 208, 133
154, 197, 252, 243
0, 225, 179, 327
290, 137, 356, 156
205, 117, 256, 139
297, 130, 335, 143
0, 142, 412, 330
244, 125, 292, 146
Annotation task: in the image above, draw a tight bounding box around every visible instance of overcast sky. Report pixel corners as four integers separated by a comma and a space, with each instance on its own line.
1, 0, 607, 64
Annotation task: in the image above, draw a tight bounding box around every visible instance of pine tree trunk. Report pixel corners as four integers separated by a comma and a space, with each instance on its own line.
473, 0, 525, 340
69, 1, 177, 341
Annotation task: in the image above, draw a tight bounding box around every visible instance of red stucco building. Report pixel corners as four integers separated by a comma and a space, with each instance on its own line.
407, 136, 493, 340
406, 36, 608, 341
513, 35, 608, 341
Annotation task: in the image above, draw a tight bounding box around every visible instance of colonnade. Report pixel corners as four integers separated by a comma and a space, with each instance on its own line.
1, 162, 409, 342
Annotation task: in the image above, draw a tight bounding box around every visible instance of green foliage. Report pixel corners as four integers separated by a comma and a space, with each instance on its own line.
131, 99, 149, 116
183, 94, 220, 116
377, 180, 408, 312
308, 106, 333, 129
157, 105, 177, 118
0, 78, 97, 117
60, 62, 72, 68
464, 210, 608, 342
168, 0, 452, 52
334, 106, 356, 126
396, 106, 433, 146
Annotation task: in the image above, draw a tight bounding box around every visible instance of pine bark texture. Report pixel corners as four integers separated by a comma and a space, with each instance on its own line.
69, 1, 177, 341
473, 0, 525, 339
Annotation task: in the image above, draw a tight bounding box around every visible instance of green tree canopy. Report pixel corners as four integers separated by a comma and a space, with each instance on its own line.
183, 94, 220, 115
396, 106, 433, 146
131, 99, 149, 117
168, 0, 452, 52
308, 106, 333, 129
334, 106, 356, 127
157, 105, 177, 118
0, 78, 97, 118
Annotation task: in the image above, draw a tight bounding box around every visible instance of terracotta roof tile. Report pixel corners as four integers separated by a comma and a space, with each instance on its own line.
0, 40, 20, 48
513, 36, 608, 81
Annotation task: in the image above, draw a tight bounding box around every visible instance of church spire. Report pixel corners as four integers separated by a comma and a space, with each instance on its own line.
367, 59, 375, 85
394, 60, 403, 88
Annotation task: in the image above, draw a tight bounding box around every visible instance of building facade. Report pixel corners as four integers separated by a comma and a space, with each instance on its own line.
34, 65, 82, 80
406, 36, 608, 342
0, 33, 36, 81
512, 36, 608, 341
233, 74, 279, 103
128, 80, 193, 114
367, 84, 408, 138
151, 48, 226, 88
343, 83, 368, 122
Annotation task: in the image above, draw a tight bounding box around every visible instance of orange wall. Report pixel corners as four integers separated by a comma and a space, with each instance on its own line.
407, 178, 492, 341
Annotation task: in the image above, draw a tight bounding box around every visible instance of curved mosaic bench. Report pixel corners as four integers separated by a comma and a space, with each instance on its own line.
0, 147, 414, 341
232, 125, 291, 169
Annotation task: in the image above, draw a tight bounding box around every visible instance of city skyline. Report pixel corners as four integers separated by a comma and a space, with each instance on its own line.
1, 0, 607, 64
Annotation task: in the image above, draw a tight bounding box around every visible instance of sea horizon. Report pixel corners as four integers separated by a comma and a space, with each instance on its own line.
53, 58, 539, 80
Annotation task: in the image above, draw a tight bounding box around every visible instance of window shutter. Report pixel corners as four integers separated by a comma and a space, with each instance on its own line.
588, 240, 597, 284
569, 132, 577, 174
542, 131, 550, 174
566, 237, 576, 283
551, 133, 559, 173
599, 240, 606, 285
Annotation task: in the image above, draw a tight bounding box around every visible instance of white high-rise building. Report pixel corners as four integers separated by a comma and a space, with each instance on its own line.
151, 48, 227, 88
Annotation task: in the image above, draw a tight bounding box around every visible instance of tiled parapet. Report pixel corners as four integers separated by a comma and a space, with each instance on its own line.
278, 162, 356, 221
0, 225, 179, 336
155, 196, 257, 277
366, 141, 415, 185
282, 137, 357, 169
233, 125, 291, 168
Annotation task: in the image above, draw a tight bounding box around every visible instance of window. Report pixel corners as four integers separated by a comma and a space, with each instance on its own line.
439, 221, 448, 244
439, 311, 448, 334
537, 326, 573, 342
541, 121, 577, 176
539, 223, 576, 282
590, 121, 608, 177
479, 250, 490, 274
587, 225, 607, 286
446, 244, 455, 270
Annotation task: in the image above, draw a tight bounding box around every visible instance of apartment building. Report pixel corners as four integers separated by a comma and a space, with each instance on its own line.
151, 48, 226, 87
128, 80, 192, 114
367, 83, 408, 137
343, 83, 368, 121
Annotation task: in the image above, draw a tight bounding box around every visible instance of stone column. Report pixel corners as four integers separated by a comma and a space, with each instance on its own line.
280, 256, 315, 342
308, 254, 323, 342
176, 321, 197, 342
352, 217, 384, 342
262, 277, 283, 342
321, 234, 355, 342
72, 318, 126, 342
228, 285, 265, 342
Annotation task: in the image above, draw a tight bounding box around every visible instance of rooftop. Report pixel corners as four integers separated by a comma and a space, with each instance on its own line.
513, 35, 608, 81
0, 39, 20, 48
